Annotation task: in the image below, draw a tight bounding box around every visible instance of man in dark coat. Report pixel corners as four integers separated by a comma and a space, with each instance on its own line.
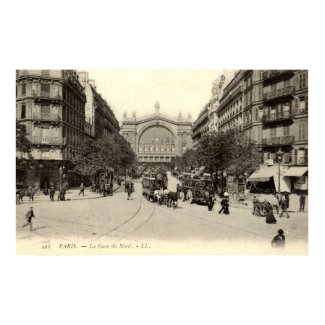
271, 229, 285, 248
279, 196, 290, 218
208, 192, 215, 211
219, 197, 229, 215
22, 207, 35, 232
127, 184, 132, 200
284, 193, 290, 209
299, 194, 306, 212
79, 183, 85, 196
49, 187, 55, 202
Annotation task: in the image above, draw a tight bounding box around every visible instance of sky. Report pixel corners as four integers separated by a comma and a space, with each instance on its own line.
86, 70, 236, 123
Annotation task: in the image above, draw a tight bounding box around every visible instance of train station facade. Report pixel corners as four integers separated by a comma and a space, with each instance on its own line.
121, 102, 193, 167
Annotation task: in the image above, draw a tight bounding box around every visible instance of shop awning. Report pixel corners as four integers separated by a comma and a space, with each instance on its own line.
283, 167, 308, 177
247, 166, 278, 182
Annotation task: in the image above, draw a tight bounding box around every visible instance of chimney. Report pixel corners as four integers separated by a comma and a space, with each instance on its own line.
77, 71, 89, 87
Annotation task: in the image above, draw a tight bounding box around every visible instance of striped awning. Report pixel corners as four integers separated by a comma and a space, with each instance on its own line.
247, 166, 278, 182
283, 167, 308, 177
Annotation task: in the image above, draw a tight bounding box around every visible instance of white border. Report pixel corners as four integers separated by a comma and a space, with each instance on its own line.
1, 1, 324, 325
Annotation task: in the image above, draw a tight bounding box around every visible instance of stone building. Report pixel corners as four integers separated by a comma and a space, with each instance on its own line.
16, 70, 86, 188
121, 102, 193, 167
216, 70, 308, 193
78, 71, 120, 138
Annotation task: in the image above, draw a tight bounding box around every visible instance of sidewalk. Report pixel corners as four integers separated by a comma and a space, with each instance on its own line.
17, 183, 122, 204
215, 192, 308, 213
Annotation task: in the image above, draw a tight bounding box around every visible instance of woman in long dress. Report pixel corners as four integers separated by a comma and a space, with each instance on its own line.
265, 202, 277, 224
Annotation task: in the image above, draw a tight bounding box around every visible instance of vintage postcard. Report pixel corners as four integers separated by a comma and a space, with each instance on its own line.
16, 69, 308, 255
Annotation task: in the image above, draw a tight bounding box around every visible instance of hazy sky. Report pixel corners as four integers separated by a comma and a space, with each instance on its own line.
86, 70, 235, 123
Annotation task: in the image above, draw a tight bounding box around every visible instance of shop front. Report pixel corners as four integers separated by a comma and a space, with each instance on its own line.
283, 167, 308, 194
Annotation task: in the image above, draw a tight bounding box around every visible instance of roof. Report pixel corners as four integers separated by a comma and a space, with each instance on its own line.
247, 165, 278, 182
283, 167, 308, 177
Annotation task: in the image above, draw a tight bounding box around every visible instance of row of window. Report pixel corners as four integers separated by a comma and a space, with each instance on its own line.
138, 156, 173, 161
264, 148, 308, 165
139, 146, 175, 153
62, 106, 83, 129
63, 88, 84, 112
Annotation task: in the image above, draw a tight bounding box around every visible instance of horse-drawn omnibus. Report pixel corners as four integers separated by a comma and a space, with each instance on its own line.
190, 178, 215, 205
142, 176, 161, 201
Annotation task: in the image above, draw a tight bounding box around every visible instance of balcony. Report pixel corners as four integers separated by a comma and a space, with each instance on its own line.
262, 70, 294, 84
261, 111, 293, 125
31, 137, 67, 146
32, 91, 62, 102
263, 86, 295, 102
262, 135, 295, 147
17, 70, 63, 79
31, 114, 62, 123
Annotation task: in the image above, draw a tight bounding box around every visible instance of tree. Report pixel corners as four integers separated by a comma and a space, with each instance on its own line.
71, 137, 103, 178
16, 122, 32, 157
228, 130, 262, 180
72, 133, 136, 179
180, 148, 198, 170
195, 130, 234, 174
16, 121, 34, 186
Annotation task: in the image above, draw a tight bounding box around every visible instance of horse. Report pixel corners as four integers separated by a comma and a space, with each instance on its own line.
186, 189, 193, 202
154, 187, 164, 204
166, 192, 178, 208
26, 187, 38, 201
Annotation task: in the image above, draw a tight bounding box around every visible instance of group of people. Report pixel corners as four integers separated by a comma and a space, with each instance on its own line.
205, 192, 230, 215
252, 192, 307, 225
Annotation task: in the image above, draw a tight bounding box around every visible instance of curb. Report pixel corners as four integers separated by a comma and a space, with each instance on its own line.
17, 185, 123, 205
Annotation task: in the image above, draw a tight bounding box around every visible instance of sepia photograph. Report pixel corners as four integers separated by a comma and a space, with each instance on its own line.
16, 69, 308, 255
4, 1, 325, 325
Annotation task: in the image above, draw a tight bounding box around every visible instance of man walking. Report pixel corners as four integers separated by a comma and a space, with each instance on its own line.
127, 183, 132, 200
22, 207, 35, 232
279, 196, 290, 218
299, 193, 306, 212
219, 193, 229, 215
49, 187, 55, 202
79, 183, 85, 196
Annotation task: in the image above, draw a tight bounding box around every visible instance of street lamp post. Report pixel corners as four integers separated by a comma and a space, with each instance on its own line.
276, 149, 283, 193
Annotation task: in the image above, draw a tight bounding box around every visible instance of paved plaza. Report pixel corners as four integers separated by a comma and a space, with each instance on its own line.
16, 176, 308, 255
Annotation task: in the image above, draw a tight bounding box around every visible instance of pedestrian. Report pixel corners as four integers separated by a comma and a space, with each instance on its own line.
22, 207, 35, 232
284, 192, 290, 209
219, 193, 229, 215
79, 183, 85, 196
271, 229, 285, 249
109, 182, 113, 196
208, 192, 215, 211
252, 196, 260, 215
279, 196, 290, 218
127, 184, 132, 200
299, 193, 306, 212
265, 203, 277, 224
49, 187, 55, 202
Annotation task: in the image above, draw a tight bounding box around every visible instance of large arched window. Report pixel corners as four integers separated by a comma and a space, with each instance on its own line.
139, 126, 175, 153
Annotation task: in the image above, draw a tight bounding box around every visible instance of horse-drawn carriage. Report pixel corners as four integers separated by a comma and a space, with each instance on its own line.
178, 174, 214, 205
142, 177, 161, 201
190, 179, 215, 205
